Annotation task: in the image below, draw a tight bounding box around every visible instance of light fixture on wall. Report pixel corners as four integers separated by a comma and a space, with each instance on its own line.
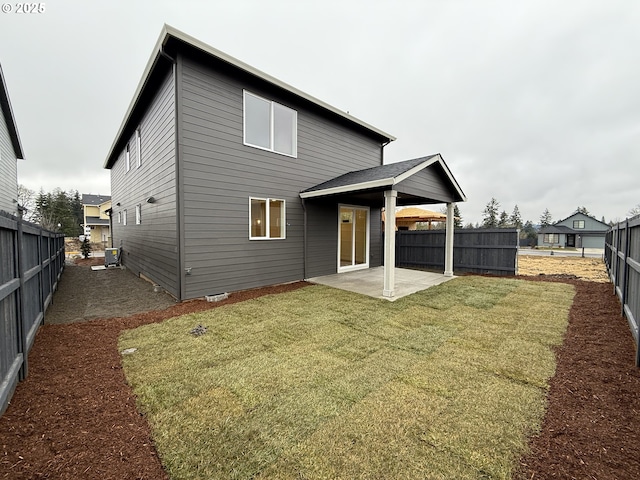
146, 196, 156, 204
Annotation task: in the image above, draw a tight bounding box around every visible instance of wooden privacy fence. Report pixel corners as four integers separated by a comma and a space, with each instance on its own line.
605, 216, 640, 366
0, 210, 65, 416
395, 228, 519, 276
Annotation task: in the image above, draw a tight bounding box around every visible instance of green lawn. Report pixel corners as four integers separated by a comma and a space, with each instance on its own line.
119, 276, 574, 479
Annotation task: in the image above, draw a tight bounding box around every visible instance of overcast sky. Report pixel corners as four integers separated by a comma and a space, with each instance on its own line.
1, 0, 638, 225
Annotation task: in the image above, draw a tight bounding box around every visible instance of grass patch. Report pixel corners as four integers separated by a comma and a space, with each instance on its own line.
119, 276, 574, 479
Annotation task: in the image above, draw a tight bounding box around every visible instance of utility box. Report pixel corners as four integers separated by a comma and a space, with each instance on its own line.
105, 248, 120, 267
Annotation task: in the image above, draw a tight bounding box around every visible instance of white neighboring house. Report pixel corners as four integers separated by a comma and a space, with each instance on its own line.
0, 63, 24, 215
82, 194, 111, 244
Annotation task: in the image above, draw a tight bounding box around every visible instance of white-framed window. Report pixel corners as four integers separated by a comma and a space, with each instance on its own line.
135, 204, 141, 225
125, 144, 131, 172
573, 220, 585, 229
243, 90, 297, 157
117, 211, 121, 224
123, 209, 127, 226
544, 233, 559, 244
136, 128, 141, 168
249, 197, 285, 240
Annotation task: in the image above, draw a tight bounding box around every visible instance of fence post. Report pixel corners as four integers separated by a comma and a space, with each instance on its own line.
16, 208, 28, 381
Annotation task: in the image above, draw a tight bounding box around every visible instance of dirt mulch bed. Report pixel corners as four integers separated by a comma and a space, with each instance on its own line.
2, 271, 640, 479
516, 279, 640, 479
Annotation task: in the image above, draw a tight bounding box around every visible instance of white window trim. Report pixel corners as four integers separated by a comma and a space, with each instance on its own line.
117, 211, 121, 224
125, 144, 130, 172
123, 209, 127, 226
135, 204, 141, 225
243, 90, 297, 158
136, 128, 141, 168
249, 197, 286, 240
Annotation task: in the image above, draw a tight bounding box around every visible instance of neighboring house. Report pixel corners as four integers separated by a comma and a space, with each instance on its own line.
538, 212, 609, 249
0, 63, 24, 215
382, 207, 447, 230
82, 194, 111, 244
104, 25, 466, 301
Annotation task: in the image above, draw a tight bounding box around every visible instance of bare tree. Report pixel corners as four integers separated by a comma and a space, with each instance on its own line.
17, 184, 36, 221
629, 204, 640, 218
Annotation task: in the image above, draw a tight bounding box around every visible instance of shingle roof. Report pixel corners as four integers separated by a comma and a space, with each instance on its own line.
539, 225, 574, 234
82, 194, 111, 205
301, 156, 437, 194
0, 63, 24, 159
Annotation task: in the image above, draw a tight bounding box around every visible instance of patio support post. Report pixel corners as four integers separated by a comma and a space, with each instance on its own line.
383, 189, 398, 297
444, 202, 454, 277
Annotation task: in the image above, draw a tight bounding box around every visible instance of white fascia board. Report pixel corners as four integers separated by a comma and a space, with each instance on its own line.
299, 178, 394, 199
104, 27, 170, 169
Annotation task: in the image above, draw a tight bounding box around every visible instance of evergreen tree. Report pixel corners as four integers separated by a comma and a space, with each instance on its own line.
575, 206, 590, 215
453, 204, 463, 228
80, 236, 92, 258
522, 220, 538, 243
482, 198, 500, 228
498, 210, 510, 227
540, 208, 553, 227
33, 188, 83, 236
509, 205, 523, 229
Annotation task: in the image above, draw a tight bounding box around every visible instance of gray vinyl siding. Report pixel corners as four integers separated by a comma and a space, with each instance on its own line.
303, 201, 382, 278
179, 54, 383, 297
110, 69, 179, 297
306, 201, 338, 278
0, 109, 17, 214
396, 168, 457, 204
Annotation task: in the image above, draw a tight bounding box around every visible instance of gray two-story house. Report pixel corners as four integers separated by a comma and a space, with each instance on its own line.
104, 26, 466, 301
538, 211, 609, 249
0, 64, 24, 215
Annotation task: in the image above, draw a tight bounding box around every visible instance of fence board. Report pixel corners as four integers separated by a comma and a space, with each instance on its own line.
605, 216, 640, 366
0, 210, 64, 416
395, 228, 519, 276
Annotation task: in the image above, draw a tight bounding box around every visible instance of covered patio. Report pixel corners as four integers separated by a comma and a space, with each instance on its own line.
300, 154, 466, 299
307, 266, 455, 301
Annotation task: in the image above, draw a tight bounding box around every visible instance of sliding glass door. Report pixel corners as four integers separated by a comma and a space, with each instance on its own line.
338, 205, 369, 272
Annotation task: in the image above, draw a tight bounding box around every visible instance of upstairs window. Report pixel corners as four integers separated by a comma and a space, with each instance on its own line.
136, 128, 142, 168
125, 144, 131, 172
243, 91, 297, 157
573, 220, 585, 229
249, 197, 285, 240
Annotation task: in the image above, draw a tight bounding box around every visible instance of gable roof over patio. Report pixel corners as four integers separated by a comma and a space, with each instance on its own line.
300, 154, 466, 205
300, 154, 466, 299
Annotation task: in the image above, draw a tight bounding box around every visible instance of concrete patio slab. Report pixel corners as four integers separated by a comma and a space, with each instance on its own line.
307, 266, 455, 301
